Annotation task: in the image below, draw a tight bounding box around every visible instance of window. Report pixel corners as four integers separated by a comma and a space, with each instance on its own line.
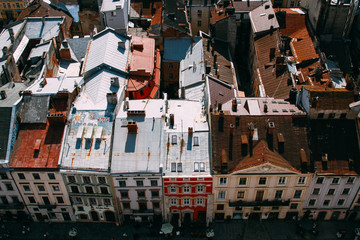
217, 204, 224, 210
170, 186, 176, 193
275, 190, 283, 199
77, 206, 84, 211
71, 186, 79, 193
169, 73, 174, 80
193, 136, 199, 146
259, 177, 267, 185
197, 186, 204, 193
28, 197, 36, 203
18, 173, 25, 180
104, 199, 111, 206
197, 10, 202, 17
272, 206, 279, 210
290, 203, 298, 209
177, 163, 182, 172
199, 162, 205, 172
197, 20, 202, 27
16, 3, 19, 8
298, 177, 306, 184
196, 198, 203, 205
327, 189, 335, 195
85, 186, 94, 194
171, 135, 177, 144
237, 191, 245, 199
37, 185, 45, 192
42, 197, 50, 205
0, 173, 8, 179
98, 177, 106, 184
1, 197, 8, 205
152, 190, 159, 198
278, 177, 286, 185
136, 180, 143, 187
183, 186, 190, 193
171, 163, 176, 172
316, 177, 324, 184
33, 173, 40, 180
68, 176, 76, 183
168, 63, 173, 69
239, 178, 247, 185
342, 188, 350, 195
48, 173, 55, 180
48, 212, 56, 219
3, 3, 6, 8
194, 162, 199, 172
7, 3, 10, 8
123, 202, 130, 209
170, 199, 177, 205
337, 199, 345, 206
183, 199, 190, 205
151, 180, 158, 187
347, 177, 355, 184
312, 188, 320, 195
100, 187, 109, 194
218, 191, 226, 199
120, 191, 128, 199
57, 197, 64, 204
328, 113, 335, 119
111, 11, 116, 16
119, 181, 126, 187
5, 183, 13, 191
323, 200, 330, 206
220, 178, 227, 185
23, 185, 30, 191
294, 190, 302, 199
89, 198, 96, 205
75, 197, 82, 204
83, 176, 91, 184
11, 196, 19, 203
290, 0, 295, 6
332, 178, 340, 184
52, 185, 60, 191
138, 191, 145, 198
309, 199, 316, 206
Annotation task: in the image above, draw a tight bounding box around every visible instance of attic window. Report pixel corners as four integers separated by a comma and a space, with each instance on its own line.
282, 109, 288, 112
290, 109, 296, 112
272, 109, 279, 113
171, 135, 177, 144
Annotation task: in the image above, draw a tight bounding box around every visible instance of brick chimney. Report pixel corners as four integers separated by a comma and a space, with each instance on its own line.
321, 153, 328, 170
277, 133, 285, 153
241, 134, 248, 156
127, 121, 138, 133
300, 148, 308, 173
218, 110, 224, 132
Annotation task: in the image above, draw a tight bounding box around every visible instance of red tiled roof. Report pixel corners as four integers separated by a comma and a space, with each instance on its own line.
211, 113, 310, 174
211, 9, 228, 24
232, 140, 300, 173
11, 121, 65, 169
129, 36, 155, 76
254, 31, 291, 99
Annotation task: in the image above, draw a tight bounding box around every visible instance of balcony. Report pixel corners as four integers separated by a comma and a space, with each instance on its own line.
229, 199, 290, 207
0, 202, 24, 209
38, 204, 57, 210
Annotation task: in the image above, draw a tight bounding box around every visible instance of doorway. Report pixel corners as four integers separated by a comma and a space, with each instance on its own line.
90, 211, 99, 221
105, 211, 116, 222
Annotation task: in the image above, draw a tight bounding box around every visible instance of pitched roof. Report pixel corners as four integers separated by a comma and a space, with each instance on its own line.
83, 28, 130, 75
233, 1, 264, 12
253, 31, 291, 99
211, 113, 310, 174
162, 0, 190, 35
163, 38, 192, 62
232, 140, 299, 173
206, 76, 235, 108
65, 37, 91, 62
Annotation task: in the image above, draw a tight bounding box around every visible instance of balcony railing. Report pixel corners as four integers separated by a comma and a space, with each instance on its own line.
229, 199, 290, 207
0, 202, 24, 209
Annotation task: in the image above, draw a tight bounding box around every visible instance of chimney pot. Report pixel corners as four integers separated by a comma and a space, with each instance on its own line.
188, 127, 193, 135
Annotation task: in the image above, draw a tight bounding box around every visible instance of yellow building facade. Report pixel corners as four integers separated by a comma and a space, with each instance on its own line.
0, 0, 25, 21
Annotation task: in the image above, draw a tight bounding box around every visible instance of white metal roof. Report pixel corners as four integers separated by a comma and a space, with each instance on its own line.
84, 28, 130, 74
27, 76, 83, 95
101, 0, 125, 12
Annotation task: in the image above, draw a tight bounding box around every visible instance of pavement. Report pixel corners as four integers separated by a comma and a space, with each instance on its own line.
0, 219, 359, 240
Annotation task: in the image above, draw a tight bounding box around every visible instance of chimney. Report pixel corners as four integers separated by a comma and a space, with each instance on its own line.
59, 48, 71, 60
218, 110, 224, 132
127, 121, 138, 133
111, 77, 119, 88
264, 104, 268, 113
218, 103, 222, 111
241, 135, 248, 156
267, 122, 275, 135
124, 97, 129, 111
289, 87, 298, 104
232, 98, 237, 112
170, 114, 174, 127
2, 46, 7, 57
277, 133, 285, 153
349, 158, 354, 171
8, 28, 14, 43
300, 149, 308, 173
0, 90, 6, 100
106, 92, 118, 105
321, 153, 328, 170
213, 54, 217, 68
40, 78, 47, 88
188, 127, 193, 135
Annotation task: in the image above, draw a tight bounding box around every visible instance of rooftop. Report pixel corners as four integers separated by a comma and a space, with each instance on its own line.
249, 2, 279, 35
83, 28, 130, 76
163, 38, 192, 62
100, 0, 125, 12
129, 36, 155, 76
111, 99, 164, 173
163, 100, 210, 177
206, 75, 235, 109
162, 0, 190, 35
